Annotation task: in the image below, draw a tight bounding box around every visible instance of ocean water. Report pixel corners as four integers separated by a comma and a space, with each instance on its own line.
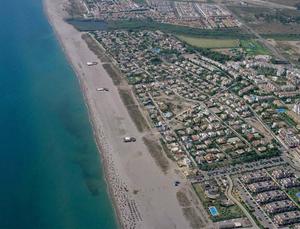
0, 0, 117, 228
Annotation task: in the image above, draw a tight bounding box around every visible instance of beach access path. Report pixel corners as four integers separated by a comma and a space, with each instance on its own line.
44, 0, 212, 228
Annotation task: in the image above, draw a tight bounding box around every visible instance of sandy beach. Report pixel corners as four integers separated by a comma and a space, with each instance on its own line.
44, 0, 211, 228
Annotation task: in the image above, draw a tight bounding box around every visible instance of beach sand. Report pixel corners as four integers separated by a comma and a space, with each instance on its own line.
44, 0, 211, 228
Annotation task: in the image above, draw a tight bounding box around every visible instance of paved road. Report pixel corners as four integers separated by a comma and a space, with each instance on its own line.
226, 176, 259, 228
236, 179, 278, 228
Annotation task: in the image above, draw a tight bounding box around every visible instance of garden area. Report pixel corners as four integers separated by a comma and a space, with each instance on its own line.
192, 182, 244, 222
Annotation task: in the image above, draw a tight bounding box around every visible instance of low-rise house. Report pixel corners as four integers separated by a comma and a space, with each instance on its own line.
248, 181, 278, 194
272, 169, 293, 179
274, 211, 300, 226
264, 200, 296, 214
279, 178, 300, 189
256, 190, 287, 204
241, 172, 270, 184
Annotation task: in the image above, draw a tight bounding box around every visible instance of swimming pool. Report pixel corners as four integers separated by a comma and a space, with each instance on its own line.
276, 108, 286, 113
209, 206, 219, 216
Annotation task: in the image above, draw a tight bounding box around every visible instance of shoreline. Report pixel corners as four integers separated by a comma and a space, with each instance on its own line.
43, 0, 209, 228
43, 1, 123, 227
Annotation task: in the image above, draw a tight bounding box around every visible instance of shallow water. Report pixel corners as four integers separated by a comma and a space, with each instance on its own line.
0, 0, 117, 228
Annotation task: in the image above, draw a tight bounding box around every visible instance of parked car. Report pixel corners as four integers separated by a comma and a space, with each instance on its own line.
96, 87, 109, 92
123, 137, 136, 143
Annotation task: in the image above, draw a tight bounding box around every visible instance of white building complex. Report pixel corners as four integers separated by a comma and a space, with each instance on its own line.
293, 101, 300, 115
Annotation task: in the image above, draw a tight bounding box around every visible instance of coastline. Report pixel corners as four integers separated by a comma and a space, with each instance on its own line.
43, 0, 209, 228
42, 1, 122, 227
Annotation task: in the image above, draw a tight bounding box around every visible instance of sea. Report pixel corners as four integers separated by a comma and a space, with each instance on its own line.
0, 0, 117, 228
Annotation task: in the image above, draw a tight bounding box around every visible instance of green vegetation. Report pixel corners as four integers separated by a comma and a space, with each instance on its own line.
254, 66, 277, 76
234, 149, 281, 164
150, 57, 162, 65
160, 138, 175, 161
132, 0, 146, 4
262, 33, 300, 40
67, 19, 108, 31
82, 33, 109, 62
118, 89, 149, 132
186, 46, 233, 63
106, 19, 253, 39
143, 136, 169, 173
287, 188, 300, 204
103, 63, 122, 85
192, 183, 244, 222
255, 10, 300, 25
280, 113, 298, 127
240, 40, 271, 55
127, 75, 143, 85
175, 36, 272, 62
67, 0, 86, 18
177, 35, 240, 49
199, 149, 281, 171
177, 191, 191, 207
182, 207, 205, 228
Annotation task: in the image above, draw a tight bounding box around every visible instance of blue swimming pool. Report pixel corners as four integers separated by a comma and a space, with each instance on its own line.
209, 206, 219, 216
296, 192, 300, 198
276, 108, 286, 113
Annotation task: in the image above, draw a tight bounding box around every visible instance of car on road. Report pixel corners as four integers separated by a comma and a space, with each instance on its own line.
123, 137, 136, 143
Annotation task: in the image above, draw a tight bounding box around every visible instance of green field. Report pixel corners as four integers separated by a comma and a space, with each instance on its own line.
177, 35, 240, 49
240, 39, 271, 55
176, 36, 272, 56
132, 0, 146, 4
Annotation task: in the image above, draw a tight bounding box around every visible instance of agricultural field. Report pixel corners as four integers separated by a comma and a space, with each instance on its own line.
272, 39, 300, 64
176, 35, 271, 57
228, 5, 300, 34
227, 5, 268, 24
252, 22, 300, 35
264, 0, 300, 7
240, 39, 271, 55
177, 35, 240, 49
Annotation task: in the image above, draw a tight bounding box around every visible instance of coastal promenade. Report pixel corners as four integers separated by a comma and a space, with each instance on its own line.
44, 0, 208, 228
